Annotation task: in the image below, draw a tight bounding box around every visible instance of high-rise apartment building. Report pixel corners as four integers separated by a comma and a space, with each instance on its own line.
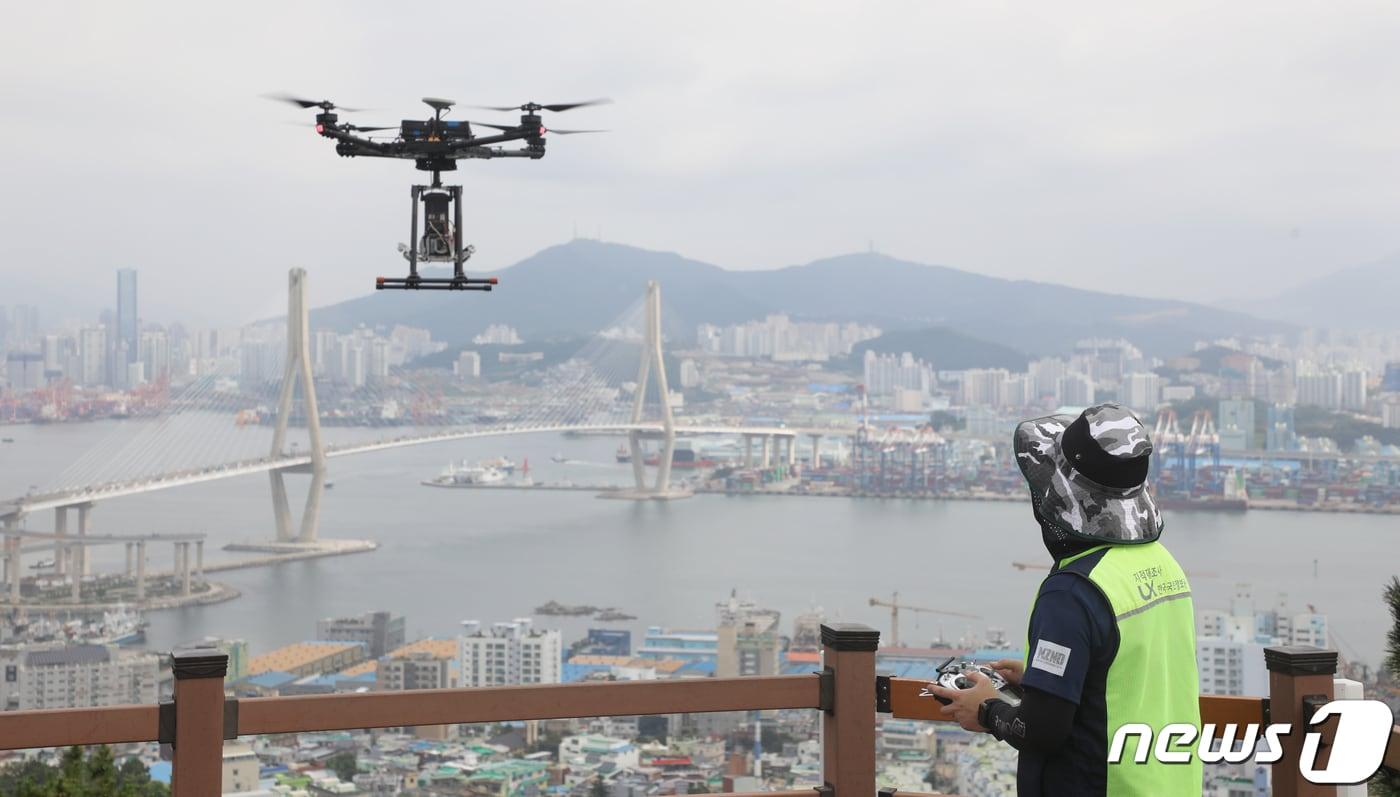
715, 594, 782, 678
455, 350, 482, 380
1124, 372, 1163, 413
1218, 399, 1255, 450
0, 644, 159, 710
1196, 585, 1327, 697
1295, 371, 1343, 409
78, 326, 108, 387
116, 269, 138, 386
317, 611, 406, 659
458, 619, 561, 688
1341, 369, 1368, 411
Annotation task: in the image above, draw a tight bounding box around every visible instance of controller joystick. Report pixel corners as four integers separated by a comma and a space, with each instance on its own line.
921, 658, 1023, 707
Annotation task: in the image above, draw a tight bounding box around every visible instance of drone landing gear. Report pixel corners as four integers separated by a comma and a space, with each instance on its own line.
378, 179, 499, 292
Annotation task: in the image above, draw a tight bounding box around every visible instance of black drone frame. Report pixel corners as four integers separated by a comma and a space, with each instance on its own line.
268, 94, 607, 292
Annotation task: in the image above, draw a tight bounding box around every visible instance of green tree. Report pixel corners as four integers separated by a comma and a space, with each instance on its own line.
0, 746, 169, 797
327, 750, 358, 783
1371, 577, 1400, 795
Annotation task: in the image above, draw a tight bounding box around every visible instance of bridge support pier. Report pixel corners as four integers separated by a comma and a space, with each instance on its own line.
76, 504, 92, 577
761, 436, 771, 468
269, 268, 328, 544
787, 436, 796, 466
3, 526, 19, 604
179, 542, 191, 596
195, 541, 204, 580
743, 436, 754, 469
135, 541, 146, 602
615, 281, 684, 500
53, 507, 67, 577
810, 434, 822, 468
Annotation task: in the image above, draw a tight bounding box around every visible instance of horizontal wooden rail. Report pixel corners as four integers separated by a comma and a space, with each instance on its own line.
883, 677, 1267, 727
0, 704, 158, 751
239, 674, 821, 736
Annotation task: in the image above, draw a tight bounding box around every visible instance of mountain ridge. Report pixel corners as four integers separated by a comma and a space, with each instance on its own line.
309, 239, 1292, 357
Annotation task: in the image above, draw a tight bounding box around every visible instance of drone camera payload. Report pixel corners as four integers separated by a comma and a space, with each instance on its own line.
266, 93, 609, 292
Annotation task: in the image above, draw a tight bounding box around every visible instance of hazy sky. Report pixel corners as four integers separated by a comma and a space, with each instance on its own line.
4, 1, 1400, 325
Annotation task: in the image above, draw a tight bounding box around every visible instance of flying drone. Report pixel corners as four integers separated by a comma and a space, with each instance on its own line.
268, 93, 609, 292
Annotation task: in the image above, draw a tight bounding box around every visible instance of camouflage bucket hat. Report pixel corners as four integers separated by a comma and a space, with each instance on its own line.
1012, 402, 1163, 544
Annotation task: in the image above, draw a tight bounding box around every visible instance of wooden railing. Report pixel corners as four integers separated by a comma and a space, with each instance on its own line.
0, 630, 1394, 796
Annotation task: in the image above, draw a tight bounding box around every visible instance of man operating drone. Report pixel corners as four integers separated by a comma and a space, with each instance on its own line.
267, 93, 608, 292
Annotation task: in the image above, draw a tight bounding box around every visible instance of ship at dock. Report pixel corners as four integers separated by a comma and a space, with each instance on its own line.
423, 460, 509, 487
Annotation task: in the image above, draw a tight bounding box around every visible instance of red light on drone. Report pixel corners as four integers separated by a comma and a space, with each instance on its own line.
489, 277, 499, 284
315, 123, 325, 134
539, 125, 547, 136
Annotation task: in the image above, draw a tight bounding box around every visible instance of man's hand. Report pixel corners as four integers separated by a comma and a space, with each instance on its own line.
991, 658, 1024, 687
924, 670, 1001, 732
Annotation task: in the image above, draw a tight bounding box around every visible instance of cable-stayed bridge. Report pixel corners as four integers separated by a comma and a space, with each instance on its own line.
0, 271, 835, 598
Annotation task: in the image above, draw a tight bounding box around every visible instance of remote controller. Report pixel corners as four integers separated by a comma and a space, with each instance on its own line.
919, 658, 1023, 706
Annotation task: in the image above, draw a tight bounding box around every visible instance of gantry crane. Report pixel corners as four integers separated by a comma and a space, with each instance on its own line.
868, 592, 982, 648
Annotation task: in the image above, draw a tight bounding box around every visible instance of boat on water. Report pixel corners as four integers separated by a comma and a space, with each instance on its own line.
8, 607, 148, 646
1, 438, 14, 444
615, 445, 631, 463
480, 456, 517, 474
424, 461, 508, 487
595, 608, 637, 621
535, 600, 598, 616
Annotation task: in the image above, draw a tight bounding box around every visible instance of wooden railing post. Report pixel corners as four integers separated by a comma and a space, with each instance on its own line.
1265, 645, 1338, 797
821, 623, 879, 797
170, 648, 229, 797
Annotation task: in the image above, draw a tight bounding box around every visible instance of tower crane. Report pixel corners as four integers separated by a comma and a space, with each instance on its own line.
868, 592, 981, 648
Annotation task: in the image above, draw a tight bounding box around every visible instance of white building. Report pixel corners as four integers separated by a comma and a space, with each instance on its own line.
1056, 373, 1095, 407
958, 369, 1009, 408
1196, 585, 1328, 697
1295, 371, 1343, 410
78, 325, 107, 387
473, 324, 523, 345
863, 351, 933, 398
1123, 372, 1162, 414
455, 350, 482, 380
0, 644, 160, 710
458, 619, 561, 688
1341, 369, 1368, 411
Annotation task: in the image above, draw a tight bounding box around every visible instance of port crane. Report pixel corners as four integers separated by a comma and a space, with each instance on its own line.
868, 592, 981, 648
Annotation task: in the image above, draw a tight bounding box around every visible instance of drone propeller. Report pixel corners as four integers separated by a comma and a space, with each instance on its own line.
262, 92, 367, 113
544, 128, 608, 135
472, 98, 612, 113
464, 120, 517, 132
283, 121, 395, 132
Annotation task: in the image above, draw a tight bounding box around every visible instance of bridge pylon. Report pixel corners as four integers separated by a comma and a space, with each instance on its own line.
619, 281, 687, 500
269, 268, 327, 543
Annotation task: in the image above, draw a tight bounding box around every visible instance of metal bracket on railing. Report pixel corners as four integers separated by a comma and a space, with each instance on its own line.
818, 667, 834, 714
875, 675, 891, 713
223, 697, 240, 740
157, 695, 239, 743
158, 697, 175, 745
1260, 697, 1271, 727
878, 789, 897, 797
1300, 694, 1332, 751
816, 782, 835, 797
